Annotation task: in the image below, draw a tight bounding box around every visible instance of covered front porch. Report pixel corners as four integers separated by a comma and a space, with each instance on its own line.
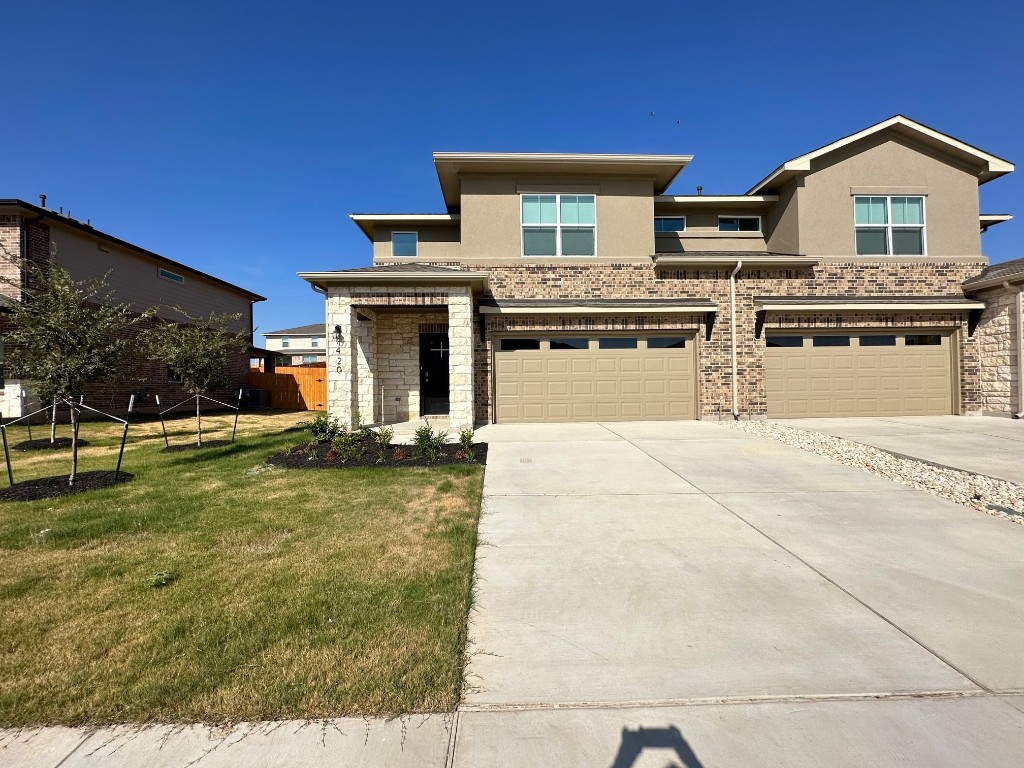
299, 265, 488, 431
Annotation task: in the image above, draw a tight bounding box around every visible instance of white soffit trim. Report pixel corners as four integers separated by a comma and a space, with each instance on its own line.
757, 301, 985, 312
655, 256, 820, 267
349, 213, 460, 240
748, 115, 1015, 194
654, 195, 779, 205
980, 214, 1013, 230
479, 305, 717, 315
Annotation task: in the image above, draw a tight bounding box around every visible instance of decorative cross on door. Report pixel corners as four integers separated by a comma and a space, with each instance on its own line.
431, 341, 449, 357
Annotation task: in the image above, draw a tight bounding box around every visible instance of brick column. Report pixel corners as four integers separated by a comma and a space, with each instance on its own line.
326, 288, 355, 426
447, 288, 474, 431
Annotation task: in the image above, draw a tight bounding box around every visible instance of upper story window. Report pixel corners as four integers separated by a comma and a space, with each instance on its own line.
281, 336, 290, 348
718, 216, 761, 232
521, 194, 596, 257
654, 217, 687, 233
391, 231, 418, 258
854, 196, 925, 255
311, 335, 319, 348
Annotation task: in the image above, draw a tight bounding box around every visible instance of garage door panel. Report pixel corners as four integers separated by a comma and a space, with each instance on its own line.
767, 331, 953, 418
495, 334, 697, 423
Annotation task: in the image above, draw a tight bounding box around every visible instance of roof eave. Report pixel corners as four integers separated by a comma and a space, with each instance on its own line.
655, 255, 820, 268
298, 270, 488, 291
348, 213, 460, 241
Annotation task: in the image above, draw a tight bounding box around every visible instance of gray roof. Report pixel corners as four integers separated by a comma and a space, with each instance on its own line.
479, 297, 716, 309
332, 263, 464, 274
264, 323, 325, 336
962, 257, 1024, 289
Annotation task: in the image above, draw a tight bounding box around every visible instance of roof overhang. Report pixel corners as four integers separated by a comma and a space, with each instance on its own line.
747, 116, 1015, 195
349, 213, 460, 240
980, 214, 1013, 232
299, 269, 488, 292
755, 296, 985, 312
479, 298, 716, 315
655, 254, 819, 268
434, 152, 693, 210
654, 195, 779, 207
962, 268, 1024, 292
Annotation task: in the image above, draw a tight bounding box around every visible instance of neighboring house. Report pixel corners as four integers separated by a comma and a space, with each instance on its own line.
299, 116, 1015, 431
0, 199, 266, 417
262, 323, 327, 365
964, 258, 1024, 417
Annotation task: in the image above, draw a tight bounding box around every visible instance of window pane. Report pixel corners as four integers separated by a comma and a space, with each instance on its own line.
523, 227, 557, 256
561, 227, 595, 256
539, 196, 556, 223
856, 228, 888, 255
765, 336, 803, 348
719, 217, 739, 231
599, 337, 637, 349
577, 195, 595, 225
859, 335, 896, 346
647, 336, 686, 348
655, 217, 686, 232
890, 196, 923, 225
500, 338, 541, 351
392, 232, 417, 257
855, 197, 888, 225
812, 335, 850, 347
738, 217, 760, 231
892, 228, 923, 255
560, 195, 580, 224
550, 337, 588, 350
311, 336, 319, 347
905, 334, 942, 346
522, 195, 556, 224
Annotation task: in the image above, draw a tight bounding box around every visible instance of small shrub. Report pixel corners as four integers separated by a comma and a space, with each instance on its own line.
150, 571, 177, 589
374, 427, 394, 464
459, 429, 475, 462
331, 432, 365, 464
324, 447, 339, 462
413, 424, 449, 463
392, 446, 411, 461
305, 440, 319, 460
303, 413, 343, 443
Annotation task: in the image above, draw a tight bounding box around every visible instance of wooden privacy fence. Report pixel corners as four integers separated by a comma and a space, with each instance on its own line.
249, 364, 327, 411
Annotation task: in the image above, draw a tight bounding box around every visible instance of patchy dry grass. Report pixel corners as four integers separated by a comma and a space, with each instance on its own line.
0, 411, 484, 726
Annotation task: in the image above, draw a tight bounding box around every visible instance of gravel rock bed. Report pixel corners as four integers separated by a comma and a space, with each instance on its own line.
723, 420, 1024, 525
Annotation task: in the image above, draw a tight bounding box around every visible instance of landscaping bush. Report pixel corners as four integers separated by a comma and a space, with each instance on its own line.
374, 427, 394, 464
413, 424, 449, 463
458, 429, 475, 462
331, 432, 365, 464
304, 414, 343, 443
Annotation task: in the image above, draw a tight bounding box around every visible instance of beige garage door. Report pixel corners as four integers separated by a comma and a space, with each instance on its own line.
494, 334, 697, 423
766, 331, 955, 418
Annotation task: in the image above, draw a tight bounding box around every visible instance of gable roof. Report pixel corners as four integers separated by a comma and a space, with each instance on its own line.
962, 257, 1024, 291
264, 323, 325, 336
747, 115, 1015, 195
0, 199, 266, 301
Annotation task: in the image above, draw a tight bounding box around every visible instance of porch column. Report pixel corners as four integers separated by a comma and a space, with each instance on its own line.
353, 310, 377, 425
326, 287, 355, 427
447, 287, 474, 431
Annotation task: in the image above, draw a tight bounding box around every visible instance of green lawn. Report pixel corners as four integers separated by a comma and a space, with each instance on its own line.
0, 411, 484, 726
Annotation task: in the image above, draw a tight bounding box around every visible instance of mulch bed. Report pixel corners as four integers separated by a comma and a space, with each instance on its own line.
268, 434, 488, 470
12, 438, 90, 451
161, 440, 234, 453
0, 471, 134, 502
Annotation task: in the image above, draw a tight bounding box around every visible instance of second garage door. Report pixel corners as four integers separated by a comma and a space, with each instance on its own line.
765, 331, 955, 418
494, 334, 697, 423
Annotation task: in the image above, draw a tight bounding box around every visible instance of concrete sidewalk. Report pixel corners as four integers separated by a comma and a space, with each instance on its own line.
783, 415, 1024, 484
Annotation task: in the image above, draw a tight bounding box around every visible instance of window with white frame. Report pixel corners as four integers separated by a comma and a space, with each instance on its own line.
654, 217, 687, 233
311, 335, 319, 348
281, 336, 290, 348
391, 231, 418, 258
718, 216, 761, 232
854, 196, 925, 255
521, 194, 596, 256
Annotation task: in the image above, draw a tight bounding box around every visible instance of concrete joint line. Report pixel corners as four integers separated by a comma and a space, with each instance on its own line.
604, 424, 994, 695
457, 688, 991, 714
50, 733, 91, 768
444, 710, 461, 768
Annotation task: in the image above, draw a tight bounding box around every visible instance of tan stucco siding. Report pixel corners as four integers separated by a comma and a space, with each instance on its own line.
50, 225, 252, 333
459, 175, 654, 260
798, 135, 982, 257
654, 209, 769, 254
765, 180, 801, 254
371, 225, 461, 261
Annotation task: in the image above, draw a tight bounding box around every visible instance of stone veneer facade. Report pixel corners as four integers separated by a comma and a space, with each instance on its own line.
974, 284, 1023, 415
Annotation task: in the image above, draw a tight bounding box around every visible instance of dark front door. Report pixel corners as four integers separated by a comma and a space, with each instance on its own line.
419, 332, 450, 415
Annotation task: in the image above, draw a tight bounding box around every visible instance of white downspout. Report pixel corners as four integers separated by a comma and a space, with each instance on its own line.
730, 260, 743, 419
1004, 282, 1024, 419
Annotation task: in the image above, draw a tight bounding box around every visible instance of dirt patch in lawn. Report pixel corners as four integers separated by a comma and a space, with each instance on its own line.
268, 435, 488, 470
0, 471, 133, 502
12, 438, 90, 451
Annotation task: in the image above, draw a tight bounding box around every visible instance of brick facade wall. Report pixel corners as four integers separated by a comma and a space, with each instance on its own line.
975, 285, 1022, 415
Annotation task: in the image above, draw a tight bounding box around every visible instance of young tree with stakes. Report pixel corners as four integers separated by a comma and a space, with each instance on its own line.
143, 311, 249, 447
1, 244, 155, 486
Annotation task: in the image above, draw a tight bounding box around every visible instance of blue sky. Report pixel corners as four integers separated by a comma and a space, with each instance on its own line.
4, 1, 1022, 341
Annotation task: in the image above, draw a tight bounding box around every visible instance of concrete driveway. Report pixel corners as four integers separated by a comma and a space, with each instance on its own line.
783, 415, 1024, 484
457, 420, 1024, 766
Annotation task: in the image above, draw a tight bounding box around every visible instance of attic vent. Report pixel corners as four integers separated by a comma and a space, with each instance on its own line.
159, 268, 184, 284
419, 323, 449, 334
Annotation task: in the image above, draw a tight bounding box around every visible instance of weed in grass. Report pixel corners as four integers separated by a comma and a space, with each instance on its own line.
436, 479, 455, 493
150, 571, 178, 588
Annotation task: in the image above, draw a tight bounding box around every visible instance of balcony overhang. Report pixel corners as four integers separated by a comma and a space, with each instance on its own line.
299, 265, 488, 292
754, 296, 985, 312
478, 298, 717, 315
655, 253, 820, 268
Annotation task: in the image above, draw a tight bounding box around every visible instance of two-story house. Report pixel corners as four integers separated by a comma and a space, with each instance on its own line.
300, 116, 1016, 431
262, 323, 327, 365
0, 198, 265, 417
